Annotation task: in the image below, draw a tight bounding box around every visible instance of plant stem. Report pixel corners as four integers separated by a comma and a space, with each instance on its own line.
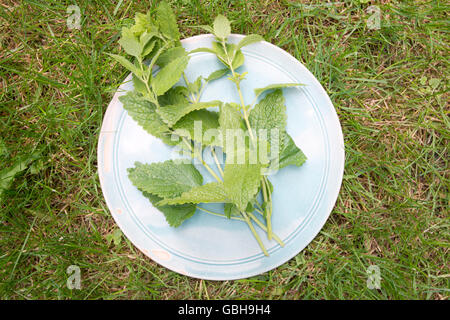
196, 206, 284, 247
262, 176, 273, 240
210, 147, 224, 178
246, 212, 284, 247
195, 80, 208, 103
196, 206, 243, 221
182, 72, 197, 102
221, 38, 277, 244
181, 137, 222, 183
241, 211, 268, 256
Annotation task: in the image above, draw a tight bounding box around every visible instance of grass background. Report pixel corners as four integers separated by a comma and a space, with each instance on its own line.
0, 0, 448, 299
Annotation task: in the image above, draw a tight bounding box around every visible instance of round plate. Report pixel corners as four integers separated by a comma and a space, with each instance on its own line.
98, 34, 345, 280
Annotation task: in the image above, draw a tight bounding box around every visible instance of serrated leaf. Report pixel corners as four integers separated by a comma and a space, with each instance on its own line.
191, 25, 215, 34
128, 160, 203, 199
254, 83, 303, 99
118, 27, 142, 57
156, 46, 187, 68
223, 159, 262, 212
158, 182, 229, 206
231, 49, 245, 69
132, 73, 148, 96
139, 31, 155, 47
279, 134, 307, 169
235, 34, 264, 53
158, 86, 189, 106
173, 110, 221, 146
206, 68, 228, 82
156, 1, 180, 41
130, 12, 158, 36
157, 100, 221, 126
249, 89, 287, 159
213, 15, 231, 39
142, 192, 196, 228
189, 47, 217, 55
107, 53, 141, 76
119, 91, 176, 145
142, 38, 157, 57
187, 76, 203, 94
211, 41, 229, 66
152, 55, 189, 96
219, 103, 245, 153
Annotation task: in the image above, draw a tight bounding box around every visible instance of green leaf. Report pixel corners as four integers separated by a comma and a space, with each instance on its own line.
119, 91, 176, 145
158, 86, 189, 106
152, 55, 189, 96
213, 14, 231, 39
231, 49, 245, 69
156, 46, 187, 68
189, 47, 217, 55
157, 100, 222, 127
187, 76, 203, 94
106, 228, 123, 246
132, 73, 148, 96
118, 27, 142, 57
107, 53, 141, 76
249, 89, 287, 157
254, 83, 303, 99
142, 38, 157, 57
191, 25, 215, 34
235, 34, 264, 53
208, 41, 243, 70
279, 134, 307, 169
142, 192, 196, 228
206, 68, 229, 82
219, 103, 245, 152
147, 42, 171, 73
224, 203, 239, 219
172, 110, 221, 146
223, 159, 262, 212
139, 31, 155, 47
128, 160, 203, 199
0, 151, 41, 203
130, 12, 158, 36
158, 182, 229, 205
156, 1, 180, 41
211, 41, 230, 66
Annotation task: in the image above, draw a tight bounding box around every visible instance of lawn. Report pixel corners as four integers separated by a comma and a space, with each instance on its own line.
0, 0, 448, 299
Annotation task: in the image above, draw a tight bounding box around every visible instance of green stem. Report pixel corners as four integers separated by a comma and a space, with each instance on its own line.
196, 206, 243, 221
210, 147, 224, 178
182, 72, 197, 103
182, 138, 222, 183
246, 212, 284, 247
262, 176, 273, 240
138, 60, 159, 108
241, 211, 268, 256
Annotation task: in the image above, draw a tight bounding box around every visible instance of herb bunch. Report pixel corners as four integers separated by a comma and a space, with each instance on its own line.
108, 2, 306, 256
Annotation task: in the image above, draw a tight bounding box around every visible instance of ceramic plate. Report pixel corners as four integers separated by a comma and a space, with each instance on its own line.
98, 34, 345, 280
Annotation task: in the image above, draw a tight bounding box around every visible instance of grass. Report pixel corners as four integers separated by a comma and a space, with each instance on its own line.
0, 0, 448, 299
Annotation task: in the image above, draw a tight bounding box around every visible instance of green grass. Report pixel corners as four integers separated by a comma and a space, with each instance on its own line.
0, 0, 448, 299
